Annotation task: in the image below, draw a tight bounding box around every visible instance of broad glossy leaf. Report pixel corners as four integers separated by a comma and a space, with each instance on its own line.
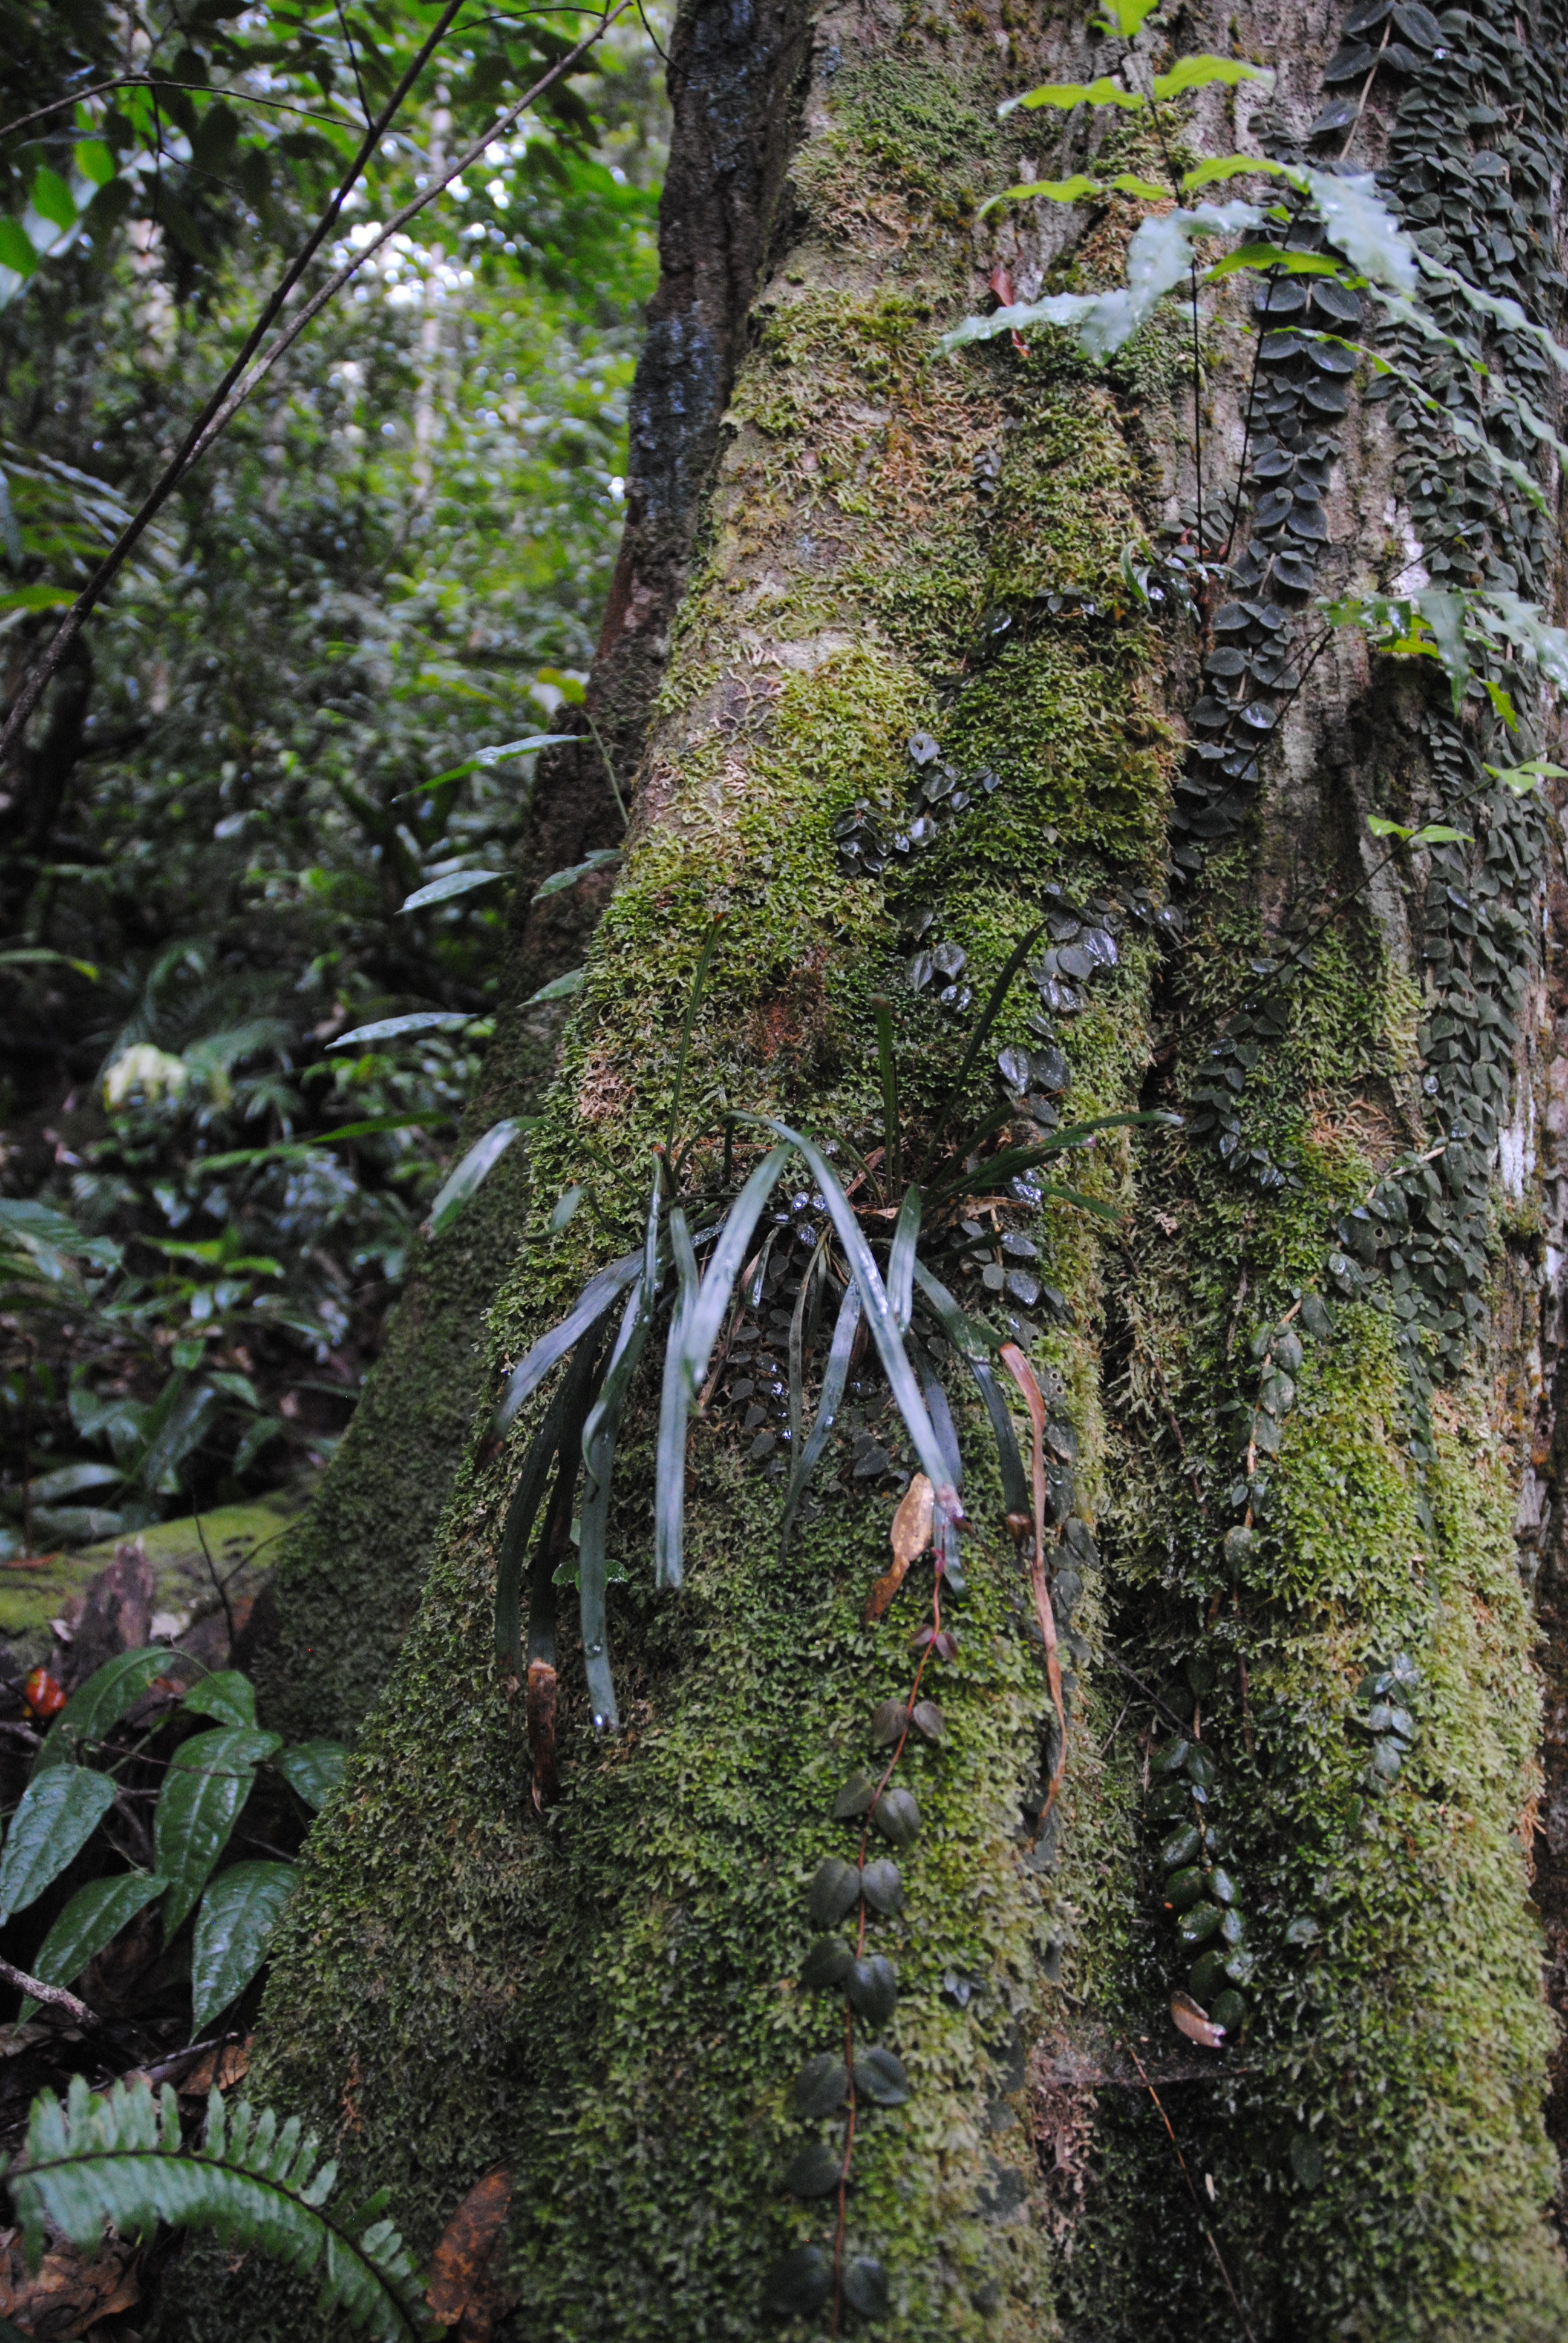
190, 1860, 297, 2031
765, 2245, 832, 2315
852, 2046, 909, 2108
843, 2255, 891, 2318
273, 1740, 350, 1811
154, 1727, 281, 1936
37, 1647, 174, 1769
426, 1118, 522, 1239
0, 1765, 115, 1921
182, 1671, 256, 1729
800, 1935, 854, 1989
808, 1857, 861, 1928
872, 1786, 920, 1847
782, 2140, 843, 2197
860, 1858, 904, 1916
21, 1872, 165, 2017
397, 868, 505, 914
792, 2054, 849, 2117
846, 1955, 897, 2027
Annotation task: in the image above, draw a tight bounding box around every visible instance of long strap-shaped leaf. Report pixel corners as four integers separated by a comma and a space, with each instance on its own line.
761, 1120, 961, 1525
921, 1365, 964, 1576
927, 1111, 1176, 1209
999, 1342, 1068, 1823
911, 1261, 1030, 1518
494, 1334, 602, 1674
582, 1173, 664, 1471
788, 1230, 831, 1456
654, 1145, 796, 1587
490, 1248, 642, 1440
779, 1278, 861, 1552
578, 1276, 656, 1733
887, 1184, 922, 1335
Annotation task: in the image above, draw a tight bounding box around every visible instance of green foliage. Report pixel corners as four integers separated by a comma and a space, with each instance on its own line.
2, 2074, 433, 2341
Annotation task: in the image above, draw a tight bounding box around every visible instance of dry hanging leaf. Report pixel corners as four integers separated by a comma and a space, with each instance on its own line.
1170, 1989, 1225, 2050
526, 1659, 559, 1812
428, 2168, 514, 2339
865, 1473, 934, 1622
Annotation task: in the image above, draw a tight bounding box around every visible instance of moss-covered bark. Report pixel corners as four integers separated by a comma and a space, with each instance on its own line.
171, 1, 1568, 2335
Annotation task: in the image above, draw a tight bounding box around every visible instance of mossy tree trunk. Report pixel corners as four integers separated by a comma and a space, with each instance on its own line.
196, 1, 1568, 2335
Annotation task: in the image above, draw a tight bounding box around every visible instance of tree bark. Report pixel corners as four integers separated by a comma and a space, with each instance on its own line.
184, 1, 1568, 2335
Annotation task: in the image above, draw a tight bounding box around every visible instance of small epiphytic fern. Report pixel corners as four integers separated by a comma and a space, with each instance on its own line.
1, 2074, 434, 2342
491, 924, 1173, 1791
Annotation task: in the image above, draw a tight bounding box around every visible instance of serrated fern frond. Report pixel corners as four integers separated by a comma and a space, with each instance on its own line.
1, 2075, 434, 2342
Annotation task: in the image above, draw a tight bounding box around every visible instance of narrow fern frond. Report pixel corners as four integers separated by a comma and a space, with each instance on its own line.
1, 2077, 434, 2342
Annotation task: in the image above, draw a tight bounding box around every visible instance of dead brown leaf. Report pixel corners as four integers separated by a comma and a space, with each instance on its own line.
1170, 1990, 1225, 2050
0, 2226, 140, 2340
177, 2037, 252, 2097
427, 2169, 514, 2340
865, 1473, 933, 1622
526, 1659, 559, 1812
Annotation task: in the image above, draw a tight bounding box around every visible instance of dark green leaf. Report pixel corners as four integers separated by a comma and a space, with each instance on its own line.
922, 922, 1045, 1164
832, 1771, 877, 1821
531, 848, 620, 903
886, 1185, 921, 1335
800, 1935, 854, 1989
182, 1671, 255, 1729
910, 1700, 946, 1744
273, 1740, 349, 1812
489, 1247, 641, 1441
808, 1858, 861, 1928
846, 1955, 898, 2027
779, 1280, 861, 1551
38, 1648, 174, 1769
869, 1698, 907, 1746
860, 1858, 904, 1916
190, 1861, 296, 2031
872, 1787, 920, 1847
19, 1872, 165, 2019
852, 2046, 909, 2109
782, 2141, 843, 2197
1160, 1824, 1201, 1869
154, 1727, 281, 1936
842, 2255, 891, 2318
0, 1765, 116, 1922
494, 1332, 601, 1673
397, 868, 505, 914
426, 1119, 523, 1238
1165, 1866, 1207, 1911
524, 968, 585, 1005
656, 1147, 794, 1587
765, 2244, 832, 2315
792, 2054, 849, 2117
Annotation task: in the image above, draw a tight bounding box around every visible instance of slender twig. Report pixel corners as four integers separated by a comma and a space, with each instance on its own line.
581, 707, 630, 827
0, 79, 366, 143
1100, 1648, 1194, 1740
0, 1955, 99, 2028
191, 1510, 237, 1654
0, 0, 478, 759
1336, 19, 1393, 159
1124, 2038, 1258, 2340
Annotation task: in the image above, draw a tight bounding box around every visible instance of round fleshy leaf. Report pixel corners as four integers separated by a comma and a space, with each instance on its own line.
792, 2054, 849, 2118
870, 1699, 907, 1747
1210, 1988, 1246, 2030
846, 1955, 897, 2028
782, 2140, 843, 2198
1160, 1824, 1201, 1870
909, 1699, 946, 1744
808, 1857, 861, 1928
842, 2256, 890, 2319
860, 1858, 903, 1916
852, 2045, 909, 2107
765, 2244, 832, 2315
871, 1787, 919, 1847
1290, 2131, 1324, 2189
801, 1935, 854, 1990
1177, 1900, 1223, 1947
1165, 1865, 1206, 1912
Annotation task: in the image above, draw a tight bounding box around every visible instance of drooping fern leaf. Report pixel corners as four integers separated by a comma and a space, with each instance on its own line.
2, 2074, 435, 2342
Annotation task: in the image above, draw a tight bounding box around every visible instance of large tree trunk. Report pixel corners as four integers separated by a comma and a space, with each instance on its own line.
185, 1, 1568, 2334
